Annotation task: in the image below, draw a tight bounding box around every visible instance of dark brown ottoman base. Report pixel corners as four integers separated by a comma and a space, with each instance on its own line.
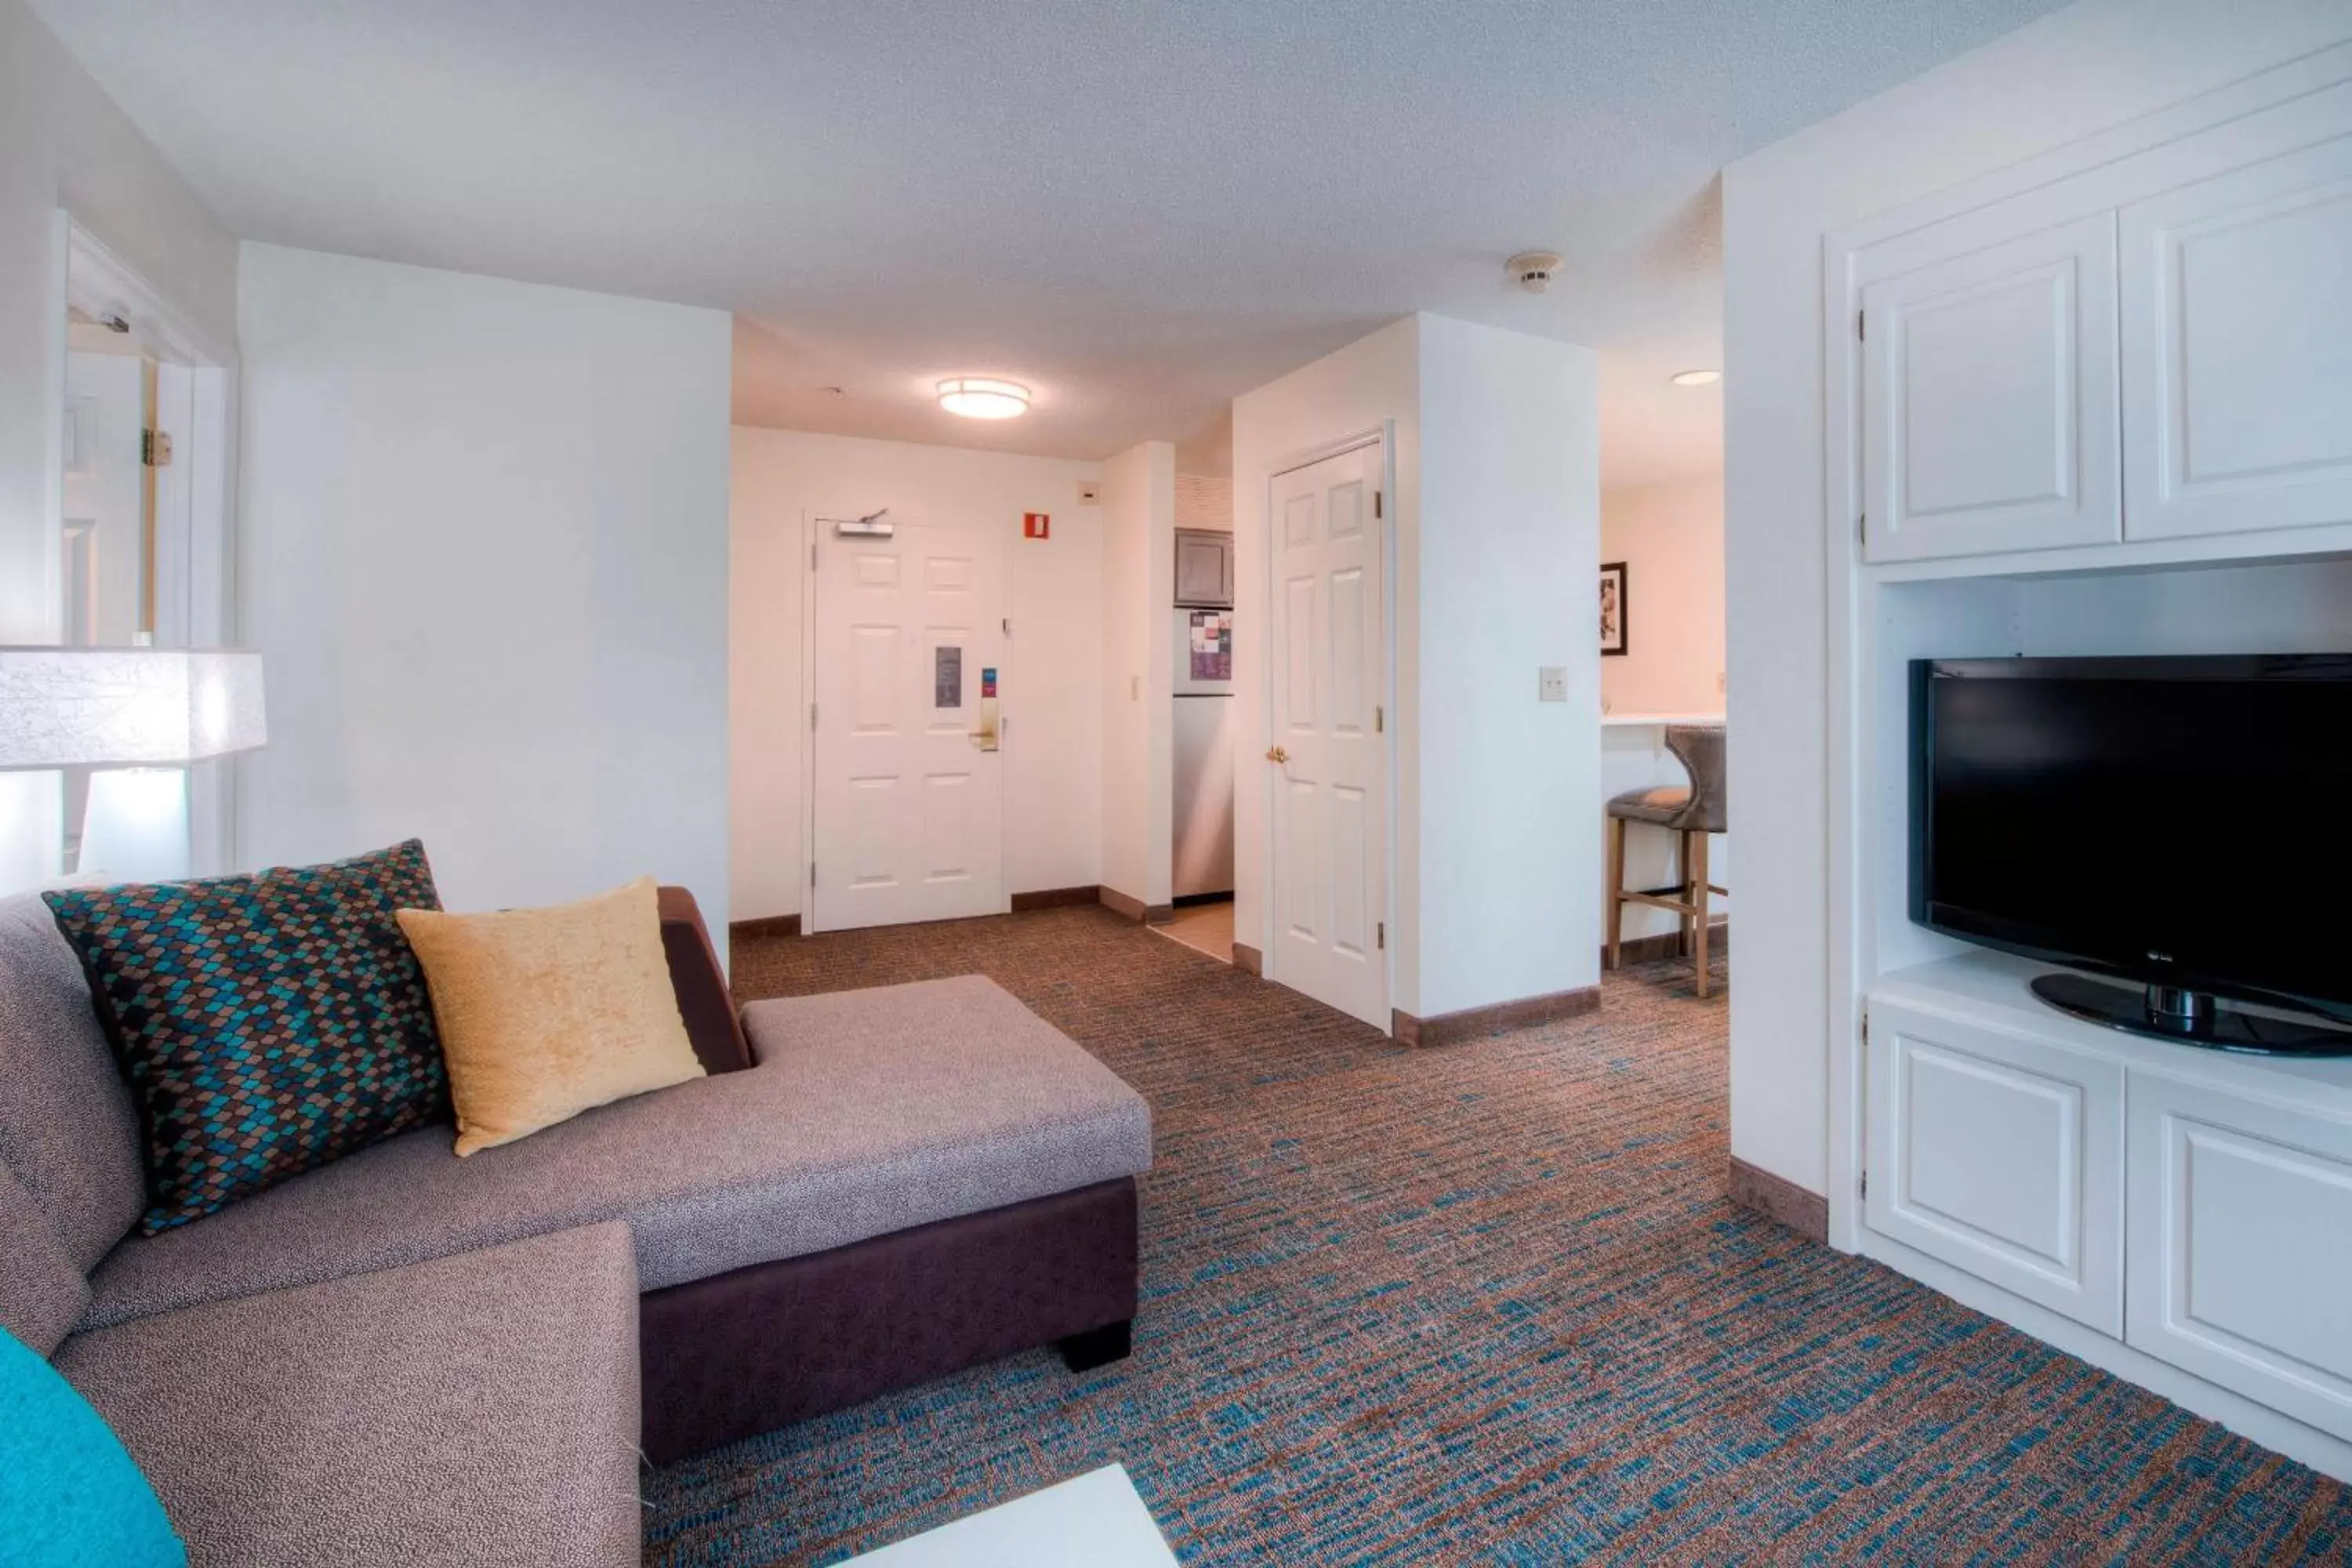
638, 1176, 1139, 1465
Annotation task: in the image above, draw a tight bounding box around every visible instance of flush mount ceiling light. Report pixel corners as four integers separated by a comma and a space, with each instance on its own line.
1669, 368, 1722, 387
937, 377, 1031, 419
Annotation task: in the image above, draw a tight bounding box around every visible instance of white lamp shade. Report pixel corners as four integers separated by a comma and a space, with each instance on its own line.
0, 648, 267, 770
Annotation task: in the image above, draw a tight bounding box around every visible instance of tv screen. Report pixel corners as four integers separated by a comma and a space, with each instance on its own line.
1911, 654, 2352, 1025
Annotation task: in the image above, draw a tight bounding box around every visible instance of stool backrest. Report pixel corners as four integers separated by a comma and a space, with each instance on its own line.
1665, 724, 1727, 833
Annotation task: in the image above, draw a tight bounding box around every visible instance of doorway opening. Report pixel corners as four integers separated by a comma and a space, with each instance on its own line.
40, 219, 236, 887
1163, 471, 1238, 964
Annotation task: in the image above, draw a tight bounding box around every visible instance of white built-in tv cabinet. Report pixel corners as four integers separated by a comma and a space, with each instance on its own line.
1821, 43, 2352, 1483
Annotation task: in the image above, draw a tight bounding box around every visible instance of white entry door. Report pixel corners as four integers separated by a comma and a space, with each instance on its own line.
1267, 441, 1388, 1029
811, 521, 1007, 931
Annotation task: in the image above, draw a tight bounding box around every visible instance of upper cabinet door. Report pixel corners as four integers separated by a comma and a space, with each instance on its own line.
2120, 133, 2352, 543
1174, 529, 1233, 606
1860, 212, 2122, 563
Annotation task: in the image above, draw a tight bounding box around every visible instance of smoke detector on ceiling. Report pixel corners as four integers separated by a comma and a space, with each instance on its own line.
1506, 252, 1563, 294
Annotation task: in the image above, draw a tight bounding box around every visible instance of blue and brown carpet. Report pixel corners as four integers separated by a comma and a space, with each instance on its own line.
646, 906, 2351, 1565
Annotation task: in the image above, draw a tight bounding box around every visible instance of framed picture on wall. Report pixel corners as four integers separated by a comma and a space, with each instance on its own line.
1599, 561, 1628, 657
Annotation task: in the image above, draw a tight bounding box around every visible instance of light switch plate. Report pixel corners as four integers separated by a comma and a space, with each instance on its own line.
1537, 666, 1569, 702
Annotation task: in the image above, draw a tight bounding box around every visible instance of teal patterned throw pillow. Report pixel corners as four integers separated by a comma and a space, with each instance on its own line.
44, 840, 448, 1233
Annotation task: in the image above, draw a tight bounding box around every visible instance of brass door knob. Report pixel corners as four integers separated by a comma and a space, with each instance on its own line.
1265, 746, 1290, 764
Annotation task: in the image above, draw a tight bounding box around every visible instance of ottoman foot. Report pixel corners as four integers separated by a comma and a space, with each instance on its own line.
1058, 1319, 1132, 1373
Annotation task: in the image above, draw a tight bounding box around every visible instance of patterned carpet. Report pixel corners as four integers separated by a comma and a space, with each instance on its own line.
644, 907, 2351, 1566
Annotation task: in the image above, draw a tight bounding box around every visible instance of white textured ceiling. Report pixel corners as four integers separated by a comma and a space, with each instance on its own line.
34, 0, 2063, 486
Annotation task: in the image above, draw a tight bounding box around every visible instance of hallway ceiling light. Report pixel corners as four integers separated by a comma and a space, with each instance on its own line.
937, 377, 1031, 419
1669, 368, 1722, 387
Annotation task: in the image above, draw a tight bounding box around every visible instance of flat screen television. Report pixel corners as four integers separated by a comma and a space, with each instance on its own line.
1911, 654, 2352, 1056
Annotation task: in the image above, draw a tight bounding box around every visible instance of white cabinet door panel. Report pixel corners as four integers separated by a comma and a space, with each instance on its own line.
1860, 212, 2122, 563
2128, 1073, 2352, 1442
1867, 1000, 2125, 1334
2121, 133, 2352, 541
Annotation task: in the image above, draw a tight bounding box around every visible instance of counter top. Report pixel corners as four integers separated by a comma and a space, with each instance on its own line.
1600, 712, 1725, 728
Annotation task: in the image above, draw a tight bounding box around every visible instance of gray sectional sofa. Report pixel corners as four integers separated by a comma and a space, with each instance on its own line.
0, 890, 1152, 1566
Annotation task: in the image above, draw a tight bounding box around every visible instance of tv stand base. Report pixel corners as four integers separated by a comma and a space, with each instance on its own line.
2030, 972, 2352, 1057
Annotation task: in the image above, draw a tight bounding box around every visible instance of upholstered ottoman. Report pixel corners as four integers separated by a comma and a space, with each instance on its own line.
637, 975, 1152, 1460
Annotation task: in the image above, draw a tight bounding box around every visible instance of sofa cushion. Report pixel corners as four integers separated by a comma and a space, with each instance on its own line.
56, 1223, 639, 1568
43, 840, 452, 1233
82, 976, 1151, 1328
0, 895, 146, 1269
0, 1160, 92, 1357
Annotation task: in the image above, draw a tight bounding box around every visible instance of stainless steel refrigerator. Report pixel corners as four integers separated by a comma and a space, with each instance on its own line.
1172, 608, 1235, 898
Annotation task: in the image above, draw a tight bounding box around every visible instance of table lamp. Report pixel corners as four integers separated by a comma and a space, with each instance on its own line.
0, 647, 267, 884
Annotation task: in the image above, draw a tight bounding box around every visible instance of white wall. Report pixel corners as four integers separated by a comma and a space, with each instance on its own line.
1098, 441, 1174, 909
729, 427, 808, 926
1232, 314, 1600, 1021
0, 0, 239, 891
1415, 314, 1600, 1017
1232, 316, 1421, 993
236, 244, 732, 918
1722, 0, 2352, 1197
1601, 474, 1725, 718
729, 427, 1104, 923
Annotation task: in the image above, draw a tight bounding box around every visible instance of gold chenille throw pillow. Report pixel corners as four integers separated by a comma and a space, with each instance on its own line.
396, 877, 705, 1156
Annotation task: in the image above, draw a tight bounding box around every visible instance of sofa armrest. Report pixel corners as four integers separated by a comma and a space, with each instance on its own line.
656, 887, 753, 1074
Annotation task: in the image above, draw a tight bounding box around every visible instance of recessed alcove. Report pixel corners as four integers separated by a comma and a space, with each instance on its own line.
1839, 548, 2352, 1482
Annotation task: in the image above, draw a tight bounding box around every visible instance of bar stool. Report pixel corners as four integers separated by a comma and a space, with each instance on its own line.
1606, 724, 1728, 997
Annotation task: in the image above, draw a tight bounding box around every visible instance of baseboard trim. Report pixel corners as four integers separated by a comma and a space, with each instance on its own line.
1729, 1157, 1828, 1243
1011, 885, 1101, 912
1390, 985, 1601, 1048
1606, 918, 1730, 968
1098, 887, 1177, 925
728, 913, 803, 940
1231, 942, 1263, 976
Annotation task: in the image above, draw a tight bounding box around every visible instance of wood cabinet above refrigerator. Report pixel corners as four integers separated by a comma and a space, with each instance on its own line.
1174, 528, 1234, 607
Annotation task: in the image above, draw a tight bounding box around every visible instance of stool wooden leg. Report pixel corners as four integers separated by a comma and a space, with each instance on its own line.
1676, 830, 1696, 958
1605, 816, 1627, 971
1691, 832, 1712, 999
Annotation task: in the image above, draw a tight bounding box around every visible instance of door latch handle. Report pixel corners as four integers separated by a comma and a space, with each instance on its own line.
1265, 746, 1289, 764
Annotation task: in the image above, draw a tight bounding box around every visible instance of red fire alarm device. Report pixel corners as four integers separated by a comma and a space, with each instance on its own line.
1023, 512, 1051, 539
